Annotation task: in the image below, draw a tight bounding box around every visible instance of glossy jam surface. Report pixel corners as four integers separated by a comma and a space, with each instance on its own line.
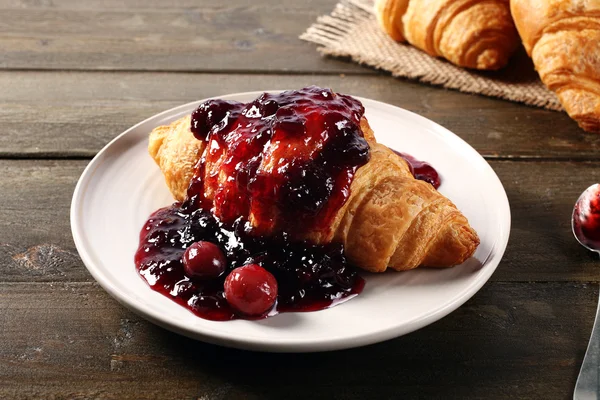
135, 204, 364, 321
394, 151, 441, 189
136, 87, 371, 321
573, 184, 600, 250
188, 86, 370, 237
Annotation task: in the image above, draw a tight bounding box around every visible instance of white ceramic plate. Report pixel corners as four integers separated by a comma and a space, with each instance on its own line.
71, 91, 510, 353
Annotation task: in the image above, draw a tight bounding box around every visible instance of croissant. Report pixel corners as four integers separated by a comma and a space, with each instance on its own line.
511, 0, 600, 133
374, 0, 520, 70
148, 90, 479, 273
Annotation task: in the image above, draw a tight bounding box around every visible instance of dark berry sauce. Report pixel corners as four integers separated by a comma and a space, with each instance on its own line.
136, 87, 443, 321
573, 184, 600, 250
135, 204, 364, 320
393, 151, 441, 189
136, 87, 369, 321
187, 86, 370, 238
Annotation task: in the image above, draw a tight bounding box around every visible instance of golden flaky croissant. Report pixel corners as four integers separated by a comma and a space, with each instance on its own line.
511, 0, 600, 133
149, 91, 479, 273
375, 0, 520, 70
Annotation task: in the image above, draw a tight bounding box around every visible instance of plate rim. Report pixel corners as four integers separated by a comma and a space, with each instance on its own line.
70, 90, 511, 352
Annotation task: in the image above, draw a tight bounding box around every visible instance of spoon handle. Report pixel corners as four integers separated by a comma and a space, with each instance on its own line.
574, 287, 600, 400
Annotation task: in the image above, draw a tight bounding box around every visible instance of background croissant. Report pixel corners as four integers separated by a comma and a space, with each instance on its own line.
511, 0, 600, 133
375, 0, 520, 70
149, 114, 479, 273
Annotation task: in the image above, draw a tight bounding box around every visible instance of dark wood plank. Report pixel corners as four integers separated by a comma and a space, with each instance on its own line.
494, 160, 600, 282
0, 159, 598, 283
0, 281, 592, 399
0, 160, 84, 281
1, 72, 595, 158
0, 0, 367, 73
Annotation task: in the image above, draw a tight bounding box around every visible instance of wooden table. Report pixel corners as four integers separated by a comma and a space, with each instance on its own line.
2, 1, 599, 399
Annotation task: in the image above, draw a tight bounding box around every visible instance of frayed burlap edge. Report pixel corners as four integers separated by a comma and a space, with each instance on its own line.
301, 0, 562, 111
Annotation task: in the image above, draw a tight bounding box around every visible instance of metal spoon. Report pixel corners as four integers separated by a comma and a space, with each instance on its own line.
573, 183, 600, 400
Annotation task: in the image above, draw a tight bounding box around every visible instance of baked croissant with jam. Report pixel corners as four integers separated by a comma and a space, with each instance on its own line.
374, 0, 520, 70
148, 87, 479, 273
511, 0, 600, 133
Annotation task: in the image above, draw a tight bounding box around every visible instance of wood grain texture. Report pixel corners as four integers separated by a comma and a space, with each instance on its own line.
0, 281, 593, 399
0, 159, 598, 283
0, 0, 367, 73
0, 1, 595, 398
0, 160, 84, 281
1, 72, 597, 159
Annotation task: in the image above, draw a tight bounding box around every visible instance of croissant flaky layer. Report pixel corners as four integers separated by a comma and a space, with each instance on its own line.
511, 0, 600, 132
375, 0, 520, 70
148, 116, 479, 272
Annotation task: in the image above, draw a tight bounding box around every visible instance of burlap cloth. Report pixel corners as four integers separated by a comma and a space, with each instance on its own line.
301, 0, 562, 111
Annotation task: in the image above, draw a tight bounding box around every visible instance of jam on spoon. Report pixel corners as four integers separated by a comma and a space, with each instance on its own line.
572, 183, 600, 396
573, 183, 600, 250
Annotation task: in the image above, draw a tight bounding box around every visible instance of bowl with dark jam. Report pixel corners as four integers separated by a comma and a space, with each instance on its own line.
71, 88, 509, 351
135, 87, 446, 321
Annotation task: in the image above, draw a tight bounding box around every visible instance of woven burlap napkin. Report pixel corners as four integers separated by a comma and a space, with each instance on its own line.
301, 0, 562, 111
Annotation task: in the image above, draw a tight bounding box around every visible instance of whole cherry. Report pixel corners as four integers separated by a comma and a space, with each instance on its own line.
224, 264, 278, 316
182, 241, 227, 280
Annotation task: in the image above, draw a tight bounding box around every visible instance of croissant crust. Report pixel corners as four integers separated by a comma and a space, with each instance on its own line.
148, 116, 479, 272
375, 0, 520, 70
511, 0, 600, 132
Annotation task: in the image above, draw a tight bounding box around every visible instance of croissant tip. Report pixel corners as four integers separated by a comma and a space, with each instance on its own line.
474, 48, 510, 71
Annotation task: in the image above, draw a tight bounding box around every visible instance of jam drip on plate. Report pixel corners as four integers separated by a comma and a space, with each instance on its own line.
188, 86, 370, 237
135, 204, 364, 321
393, 151, 441, 189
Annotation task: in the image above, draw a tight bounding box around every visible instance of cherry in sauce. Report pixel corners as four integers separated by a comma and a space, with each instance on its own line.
573, 184, 600, 250
135, 205, 364, 321
183, 241, 227, 280
224, 264, 278, 316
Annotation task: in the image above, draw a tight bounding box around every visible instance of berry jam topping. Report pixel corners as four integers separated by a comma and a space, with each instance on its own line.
183, 241, 227, 280
393, 151, 441, 189
573, 184, 600, 250
135, 88, 452, 321
136, 87, 373, 321
224, 264, 278, 316
135, 205, 364, 321
188, 86, 370, 237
